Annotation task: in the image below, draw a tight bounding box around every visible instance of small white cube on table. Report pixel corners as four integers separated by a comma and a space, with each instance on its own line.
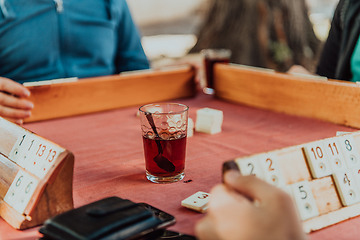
195, 108, 223, 134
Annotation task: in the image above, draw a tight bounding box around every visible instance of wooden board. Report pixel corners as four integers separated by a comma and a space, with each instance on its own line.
214, 64, 360, 129
230, 131, 360, 233
24, 65, 196, 122
0, 117, 74, 229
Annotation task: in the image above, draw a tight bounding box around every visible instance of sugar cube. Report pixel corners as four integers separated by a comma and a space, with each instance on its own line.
195, 108, 223, 134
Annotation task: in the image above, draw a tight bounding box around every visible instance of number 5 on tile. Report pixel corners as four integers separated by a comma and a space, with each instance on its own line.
291, 181, 319, 221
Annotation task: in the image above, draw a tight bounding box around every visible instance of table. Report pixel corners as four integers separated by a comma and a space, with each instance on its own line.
1, 93, 360, 240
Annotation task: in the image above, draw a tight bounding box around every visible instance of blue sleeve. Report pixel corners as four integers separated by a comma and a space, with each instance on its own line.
114, 0, 150, 72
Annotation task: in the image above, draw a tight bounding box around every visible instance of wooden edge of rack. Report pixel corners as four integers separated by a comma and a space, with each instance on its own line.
214, 64, 360, 129
19, 151, 74, 229
24, 65, 196, 123
303, 202, 360, 233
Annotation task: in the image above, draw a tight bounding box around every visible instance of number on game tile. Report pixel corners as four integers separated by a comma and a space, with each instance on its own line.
291, 180, 319, 221
235, 156, 264, 179
3, 169, 25, 207
25, 137, 64, 179
323, 138, 348, 172
333, 169, 360, 206
338, 135, 360, 168
303, 141, 332, 178
181, 191, 210, 213
4, 170, 39, 214
13, 173, 39, 214
9, 131, 34, 167
258, 152, 285, 187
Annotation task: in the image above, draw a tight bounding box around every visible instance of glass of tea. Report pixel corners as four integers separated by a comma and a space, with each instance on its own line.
139, 103, 189, 183
201, 49, 232, 95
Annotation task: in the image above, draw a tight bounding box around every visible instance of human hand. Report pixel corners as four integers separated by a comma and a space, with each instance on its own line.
0, 77, 33, 124
287, 65, 313, 76
195, 170, 307, 240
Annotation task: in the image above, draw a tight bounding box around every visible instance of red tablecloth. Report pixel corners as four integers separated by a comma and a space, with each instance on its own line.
1, 93, 360, 240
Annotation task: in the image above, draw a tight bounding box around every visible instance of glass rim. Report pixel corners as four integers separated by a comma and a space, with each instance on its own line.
200, 48, 232, 57
139, 103, 189, 115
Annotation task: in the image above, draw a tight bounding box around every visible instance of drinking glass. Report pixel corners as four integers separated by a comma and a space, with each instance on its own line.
139, 103, 189, 183
201, 49, 232, 95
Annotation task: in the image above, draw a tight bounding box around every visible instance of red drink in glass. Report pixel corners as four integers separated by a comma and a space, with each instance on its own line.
139, 103, 189, 183
143, 135, 186, 177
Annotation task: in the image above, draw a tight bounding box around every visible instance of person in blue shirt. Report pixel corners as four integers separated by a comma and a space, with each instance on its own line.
0, 0, 149, 124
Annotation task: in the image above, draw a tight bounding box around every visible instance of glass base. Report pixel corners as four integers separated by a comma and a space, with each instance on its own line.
146, 171, 184, 183
203, 87, 215, 95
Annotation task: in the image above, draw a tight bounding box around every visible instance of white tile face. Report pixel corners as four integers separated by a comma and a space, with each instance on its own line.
336, 131, 352, 136
258, 153, 285, 187
24, 136, 64, 179
303, 141, 332, 178
13, 174, 39, 214
235, 156, 264, 179
333, 169, 360, 206
181, 191, 210, 213
8, 132, 38, 167
351, 166, 360, 188
33, 142, 63, 179
4, 170, 39, 214
338, 135, 360, 168
323, 138, 348, 172
291, 181, 319, 221
8, 130, 27, 163
4, 170, 29, 207
15, 134, 40, 168
24, 136, 43, 174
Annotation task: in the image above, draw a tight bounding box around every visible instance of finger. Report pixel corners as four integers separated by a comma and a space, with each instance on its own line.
0, 77, 30, 98
222, 160, 240, 182
205, 185, 255, 239
0, 92, 34, 110
195, 216, 220, 240
0, 105, 31, 119
224, 170, 281, 203
209, 184, 251, 210
4, 117, 23, 125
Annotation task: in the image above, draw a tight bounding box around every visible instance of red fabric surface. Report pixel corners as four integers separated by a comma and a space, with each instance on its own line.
1, 93, 360, 240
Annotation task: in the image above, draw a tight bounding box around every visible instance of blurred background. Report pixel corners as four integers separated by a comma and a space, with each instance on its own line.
127, 0, 340, 72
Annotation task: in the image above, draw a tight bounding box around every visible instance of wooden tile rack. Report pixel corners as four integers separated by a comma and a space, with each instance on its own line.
24, 65, 196, 122
229, 131, 360, 233
214, 63, 360, 129
0, 117, 74, 229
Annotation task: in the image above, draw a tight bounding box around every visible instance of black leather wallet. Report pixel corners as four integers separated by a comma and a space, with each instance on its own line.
39, 197, 176, 240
